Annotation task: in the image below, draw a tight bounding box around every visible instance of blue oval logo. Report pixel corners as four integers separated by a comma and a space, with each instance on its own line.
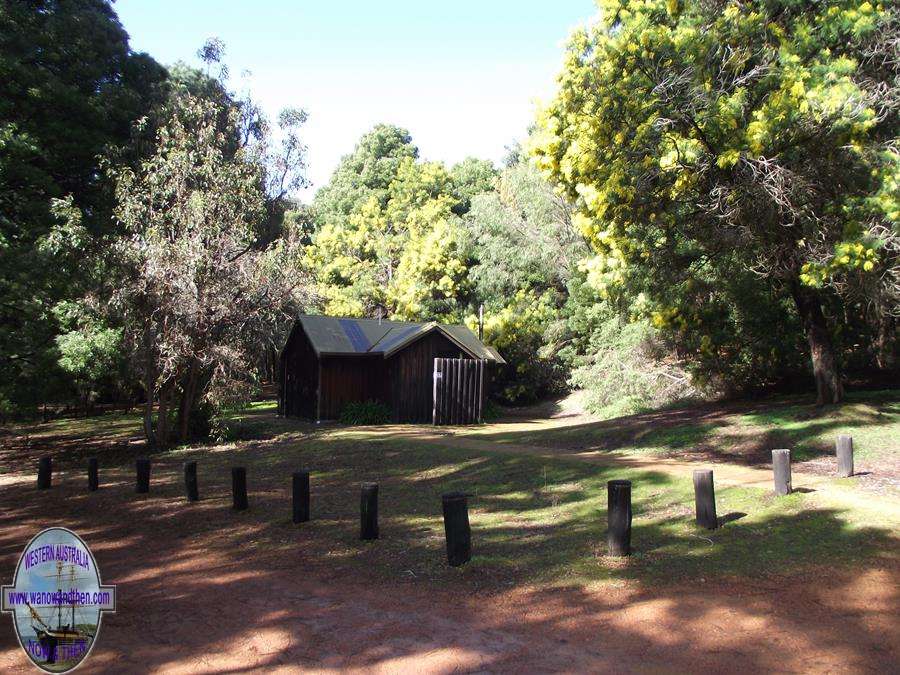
2, 528, 116, 672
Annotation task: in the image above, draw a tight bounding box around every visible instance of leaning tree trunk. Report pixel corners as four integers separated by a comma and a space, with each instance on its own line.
791, 281, 843, 405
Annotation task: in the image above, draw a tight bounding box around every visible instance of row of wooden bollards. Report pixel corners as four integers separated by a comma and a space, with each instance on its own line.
33, 433, 858, 562
773, 434, 855, 496
605, 434, 859, 556
36, 457, 473, 567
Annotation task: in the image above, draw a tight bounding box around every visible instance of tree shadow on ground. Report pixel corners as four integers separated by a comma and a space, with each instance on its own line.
466, 390, 900, 468
0, 415, 896, 671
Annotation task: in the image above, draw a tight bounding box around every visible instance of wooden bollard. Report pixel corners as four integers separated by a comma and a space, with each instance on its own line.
772, 449, 792, 496
135, 458, 151, 493
184, 461, 199, 502
232, 467, 248, 510
292, 471, 310, 523
836, 435, 854, 477
360, 482, 379, 540
87, 457, 99, 491
607, 480, 632, 557
37, 457, 52, 490
442, 492, 472, 566
692, 469, 718, 530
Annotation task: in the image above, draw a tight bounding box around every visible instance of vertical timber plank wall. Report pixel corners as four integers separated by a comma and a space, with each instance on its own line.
433, 358, 487, 425
280, 326, 319, 419
389, 332, 463, 423
319, 356, 387, 420
477, 359, 486, 422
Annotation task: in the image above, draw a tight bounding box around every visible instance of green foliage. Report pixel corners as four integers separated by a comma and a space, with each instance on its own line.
465, 163, 585, 300
459, 163, 591, 404
54, 303, 124, 407
481, 399, 504, 421
473, 290, 568, 403
308, 127, 478, 321
107, 91, 310, 446
0, 0, 168, 411
339, 400, 393, 425
448, 157, 499, 215
532, 0, 900, 401
569, 317, 697, 418
313, 124, 418, 227
5, 0, 896, 421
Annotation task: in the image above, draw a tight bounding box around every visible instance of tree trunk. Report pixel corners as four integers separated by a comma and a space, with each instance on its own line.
874, 312, 896, 371
141, 329, 157, 447
143, 393, 155, 447
176, 359, 199, 443
790, 282, 843, 405
156, 380, 174, 449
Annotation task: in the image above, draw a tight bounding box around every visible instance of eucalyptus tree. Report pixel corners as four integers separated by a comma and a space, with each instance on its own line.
109, 93, 310, 446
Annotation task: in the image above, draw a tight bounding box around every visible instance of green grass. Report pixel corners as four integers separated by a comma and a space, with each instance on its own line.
3, 391, 896, 589
190, 423, 893, 588
733, 390, 900, 461
16, 411, 143, 439
471, 389, 900, 466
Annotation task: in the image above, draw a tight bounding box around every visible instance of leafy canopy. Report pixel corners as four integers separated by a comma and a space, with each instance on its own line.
532, 0, 899, 394
309, 126, 496, 321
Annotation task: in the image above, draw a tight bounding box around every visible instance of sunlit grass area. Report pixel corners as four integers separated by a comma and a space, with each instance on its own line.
467, 390, 900, 465
265, 434, 896, 587
2, 391, 896, 589
733, 391, 900, 461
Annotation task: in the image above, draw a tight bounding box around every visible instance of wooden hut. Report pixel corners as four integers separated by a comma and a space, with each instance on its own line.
278, 315, 505, 424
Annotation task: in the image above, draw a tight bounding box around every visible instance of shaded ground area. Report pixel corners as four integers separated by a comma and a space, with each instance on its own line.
466, 390, 900, 494
0, 393, 897, 672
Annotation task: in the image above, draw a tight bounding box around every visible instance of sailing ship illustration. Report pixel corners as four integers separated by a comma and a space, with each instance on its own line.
23, 561, 95, 666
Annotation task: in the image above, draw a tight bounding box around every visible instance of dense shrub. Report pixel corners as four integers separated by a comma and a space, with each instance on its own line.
472, 289, 568, 404
569, 318, 699, 418
339, 400, 392, 425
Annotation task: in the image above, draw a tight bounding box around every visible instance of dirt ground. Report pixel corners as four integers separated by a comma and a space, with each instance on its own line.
0, 481, 896, 674
0, 402, 898, 673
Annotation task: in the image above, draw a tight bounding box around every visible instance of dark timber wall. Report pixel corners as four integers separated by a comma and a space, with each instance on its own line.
279, 326, 319, 419
433, 358, 486, 425
388, 332, 465, 423
319, 355, 387, 420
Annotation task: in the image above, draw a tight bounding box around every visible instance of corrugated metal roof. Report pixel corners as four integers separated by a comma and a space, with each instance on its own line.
296, 315, 505, 363
369, 323, 429, 353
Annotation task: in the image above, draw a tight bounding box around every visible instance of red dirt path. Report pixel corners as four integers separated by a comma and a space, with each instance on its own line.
0, 471, 896, 674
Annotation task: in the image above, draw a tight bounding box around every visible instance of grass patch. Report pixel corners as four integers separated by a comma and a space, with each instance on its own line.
227, 430, 896, 588
2, 391, 896, 590
469, 389, 900, 466
734, 390, 900, 461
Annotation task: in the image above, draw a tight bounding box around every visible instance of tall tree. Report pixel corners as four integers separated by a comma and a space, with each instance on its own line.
0, 0, 167, 410
533, 0, 899, 403
313, 124, 418, 227
309, 127, 483, 321
448, 157, 499, 215
466, 163, 583, 301
106, 93, 310, 446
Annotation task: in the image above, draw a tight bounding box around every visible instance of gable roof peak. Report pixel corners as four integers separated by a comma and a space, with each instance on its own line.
294, 314, 504, 363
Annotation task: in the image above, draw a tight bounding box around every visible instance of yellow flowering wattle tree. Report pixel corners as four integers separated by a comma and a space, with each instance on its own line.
308, 126, 488, 321
532, 0, 899, 404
